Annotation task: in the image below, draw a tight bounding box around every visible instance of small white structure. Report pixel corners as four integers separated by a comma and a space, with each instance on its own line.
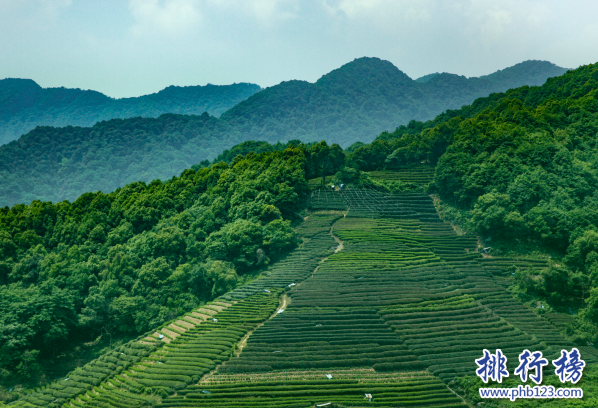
277, 309, 285, 314
158, 334, 164, 339
263, 289, 271, 293
326, 374, 333, 379
288, 283, 296, 287
365, 393, 373, 402
212, 318, 218, 322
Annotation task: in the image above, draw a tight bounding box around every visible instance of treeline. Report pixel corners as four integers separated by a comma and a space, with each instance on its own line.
0, 58, 567, 207
0, 142, 345, 385
345, 62, 598, 341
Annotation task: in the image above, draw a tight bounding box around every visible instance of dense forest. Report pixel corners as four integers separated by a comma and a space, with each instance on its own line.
0, 80, 261, 145
0, 142, 345, 385
346, 61, 598, 342
0, 58, 567, 207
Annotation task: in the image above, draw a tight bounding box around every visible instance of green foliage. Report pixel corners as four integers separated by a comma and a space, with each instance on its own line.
208, 140, 302, 165
454, 366, 598, 407
0, 148, 306, 384
382, 63, 598, 335
304, 141, 346, 180
346, 140, 393, 171
0, 113, 223, 207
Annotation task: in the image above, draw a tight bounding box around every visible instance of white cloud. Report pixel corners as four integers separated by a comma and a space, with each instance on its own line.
128, 0, 202, 37
248, 0, 300, 23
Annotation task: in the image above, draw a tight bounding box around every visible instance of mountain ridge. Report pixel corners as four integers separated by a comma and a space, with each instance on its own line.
219, 57, 568, 146
4, 60, 598, 406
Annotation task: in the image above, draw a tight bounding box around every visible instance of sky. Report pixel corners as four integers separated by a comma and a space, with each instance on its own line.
1, 0, 598, 99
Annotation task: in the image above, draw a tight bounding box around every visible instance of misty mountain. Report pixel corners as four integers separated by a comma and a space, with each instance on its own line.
0, 80, 262, 145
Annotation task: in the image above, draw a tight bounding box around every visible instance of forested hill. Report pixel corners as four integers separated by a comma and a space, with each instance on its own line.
4, 62, 598, 404
0, 143, 344, 390
0, 79, 261, 145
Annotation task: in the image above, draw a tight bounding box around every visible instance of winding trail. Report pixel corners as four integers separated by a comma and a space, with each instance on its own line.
312, 219, 345, 276
234, 293, 289, 358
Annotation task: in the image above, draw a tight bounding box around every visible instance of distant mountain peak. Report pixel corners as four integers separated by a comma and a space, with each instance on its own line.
0, 81, 262, 144
0, 78, 44, 118
0, 57, 573, 206
316, 57, 413, 88
415, 73, 441, 83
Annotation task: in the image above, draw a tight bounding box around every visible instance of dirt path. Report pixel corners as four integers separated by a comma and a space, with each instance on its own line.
311, 220, 345, 277
447, 384, 474, 408
330, 225, 344, 253
233, 218, 345, 357
233, 293, 289, 358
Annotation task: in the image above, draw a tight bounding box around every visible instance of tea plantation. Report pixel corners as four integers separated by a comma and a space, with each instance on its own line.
11, 180, 598, 407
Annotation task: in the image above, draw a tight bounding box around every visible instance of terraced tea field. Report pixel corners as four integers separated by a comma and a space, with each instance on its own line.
14, 185, 598, 407
367, 167, 435, 186
160, 370, 463, 407
306, 166, 433, 191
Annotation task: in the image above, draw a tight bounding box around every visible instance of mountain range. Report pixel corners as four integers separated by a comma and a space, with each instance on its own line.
0, 58, 568, 206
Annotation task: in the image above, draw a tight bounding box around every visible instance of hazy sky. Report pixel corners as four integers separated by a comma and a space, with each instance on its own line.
1, 0, 597, 98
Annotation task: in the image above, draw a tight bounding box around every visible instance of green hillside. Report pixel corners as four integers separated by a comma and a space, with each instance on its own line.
218, 58, 566, 147
0, 58, 566, 207
0, 80, 261, 146
7, 189, 598, 407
